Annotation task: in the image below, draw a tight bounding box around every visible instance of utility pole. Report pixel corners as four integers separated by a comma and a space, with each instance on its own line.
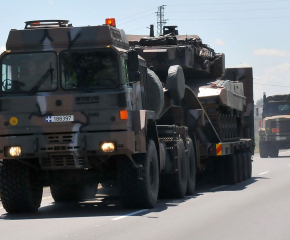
156, 5, 167, 36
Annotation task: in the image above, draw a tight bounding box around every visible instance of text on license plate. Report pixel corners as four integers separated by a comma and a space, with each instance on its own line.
46, 115, 74, 122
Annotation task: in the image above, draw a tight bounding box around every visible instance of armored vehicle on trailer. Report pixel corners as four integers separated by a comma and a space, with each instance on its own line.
259, 93, 290, 158
128, 25, 254, 185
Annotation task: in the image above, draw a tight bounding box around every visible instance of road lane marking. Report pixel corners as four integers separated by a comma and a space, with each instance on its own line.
259, 171, 269, 175
42, 197, 52, 200
111, 209, 148, 221
210, 185, 227, 191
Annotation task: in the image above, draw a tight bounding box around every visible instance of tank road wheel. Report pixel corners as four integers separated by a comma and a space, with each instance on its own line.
0, 159, 43, 213
226, 154, 238, 185
186, 137, 196, 195
241, 153, 248, 180
236, 153, 243, 182
50, 182, 98, 202
246, 152, 252, 179
159, 139, 188, 198
259, 141, 269, 158
118, 139, 159, 209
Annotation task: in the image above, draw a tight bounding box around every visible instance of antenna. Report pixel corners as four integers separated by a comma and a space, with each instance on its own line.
156, 5, 167, 36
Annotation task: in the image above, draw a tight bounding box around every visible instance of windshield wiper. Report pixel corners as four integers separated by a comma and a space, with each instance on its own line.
27, 65, 54, 96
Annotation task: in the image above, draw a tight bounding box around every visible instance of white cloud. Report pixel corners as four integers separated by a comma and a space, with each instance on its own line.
214, 38, 224, 46
49, 0, 54, 5
253, 62, 290, 101
0, 46, 5, 54
253, 48, 289, 57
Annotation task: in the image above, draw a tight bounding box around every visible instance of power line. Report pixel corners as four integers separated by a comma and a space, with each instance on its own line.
171, 15, 290, 21
118, 13, 155, 25
254, 83, 290, 87
166, 6, 290, 14
118, 7, 157, 21
168, 0, 290, 6
156, 5, 167, 36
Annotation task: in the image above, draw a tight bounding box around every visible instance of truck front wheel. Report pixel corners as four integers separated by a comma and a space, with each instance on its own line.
118, 139, 159, 209
0, 159, 43, 213
259, 142, 269, 158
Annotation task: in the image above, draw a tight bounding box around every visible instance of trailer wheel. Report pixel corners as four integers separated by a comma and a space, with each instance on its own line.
50, 182, 98, 202
159, 138, 187, 198
216, 157, 226, 185
241, 153, 248, 180
259, 142, 269, 158
186, 137, 196, 195
246, 152, 252, 179
227, 154, 238, 185
0, 159, 43, 213
118, 139, 159, 208
237, 154, 243, 182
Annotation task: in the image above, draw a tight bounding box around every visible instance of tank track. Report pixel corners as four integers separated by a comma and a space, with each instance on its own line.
202, 104, 242, 142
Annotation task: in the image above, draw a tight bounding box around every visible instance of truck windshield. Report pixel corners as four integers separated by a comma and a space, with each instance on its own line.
1, 52, 57, 94
60, 49, 119, 90
264, 102, 290, 116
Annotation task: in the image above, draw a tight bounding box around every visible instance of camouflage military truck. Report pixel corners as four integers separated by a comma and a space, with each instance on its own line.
259, 93, 290, 158
0, 19, 201, 213
0, 20, 254, 213
128, 25, 254, 186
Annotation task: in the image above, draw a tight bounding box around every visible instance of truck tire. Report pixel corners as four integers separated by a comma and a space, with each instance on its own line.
259, 142, 269, 158
118, 139, 159, 209
166, 65, 185, 102
147, 69, 164, 118
237, 153, 243, 182
246, 152, 252, 179
186, 137, 196, 195
227, 154, 238, 185
269, 146, 279, 158
242, 153, 248, 180
0, 159, 43, 213
50, 182, 98, 202
216, 157, 226, 185
159, 138, 187, 198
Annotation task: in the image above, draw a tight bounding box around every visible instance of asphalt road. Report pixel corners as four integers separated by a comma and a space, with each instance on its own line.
1, 151, 290, 240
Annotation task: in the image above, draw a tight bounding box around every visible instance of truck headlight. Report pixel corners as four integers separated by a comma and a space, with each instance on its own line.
9, 146, 21, 157
101, 142, 115, 152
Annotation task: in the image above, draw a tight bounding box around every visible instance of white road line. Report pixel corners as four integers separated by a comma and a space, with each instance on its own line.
42, 196, 52, 200
111, 209, 148, 221
210, 185, 227, 191
259, 171, 269, 175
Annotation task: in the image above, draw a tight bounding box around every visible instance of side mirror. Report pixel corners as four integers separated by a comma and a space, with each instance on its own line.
128, 49, 139, 72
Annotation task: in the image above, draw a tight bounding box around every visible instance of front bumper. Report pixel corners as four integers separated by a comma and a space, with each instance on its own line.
0, 131, 135, 168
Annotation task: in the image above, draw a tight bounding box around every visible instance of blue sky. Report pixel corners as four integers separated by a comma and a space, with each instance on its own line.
1, 0, 290, 102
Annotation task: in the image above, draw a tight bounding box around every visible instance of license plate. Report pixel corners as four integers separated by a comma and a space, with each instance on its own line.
46, 115, 74, 122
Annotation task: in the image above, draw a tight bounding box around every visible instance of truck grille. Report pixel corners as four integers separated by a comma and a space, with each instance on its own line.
41, 155, 87, 169
270, 120, 290, 133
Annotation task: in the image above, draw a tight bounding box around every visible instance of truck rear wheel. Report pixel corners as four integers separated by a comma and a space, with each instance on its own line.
227, 154, 238, 185
0, 159, 43, 213
159, 138, 188, 198
237, 153, 243, 182
186, 137, 196, 195
50, 182, 98, 202
118, 139, 159, 209
242, 153, 248, 180
259, 142, 269, 158
246, 152, 252, 179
